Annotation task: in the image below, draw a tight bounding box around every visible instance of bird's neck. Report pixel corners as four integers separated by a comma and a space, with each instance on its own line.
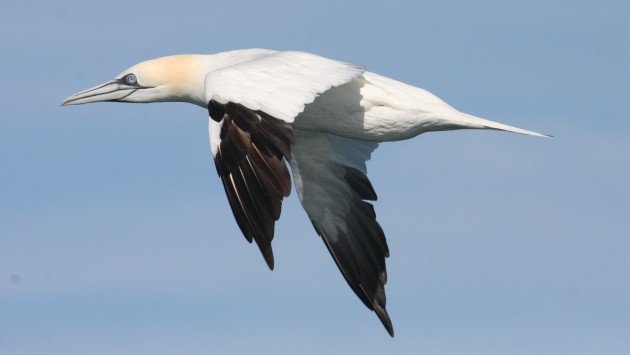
153, 54, 213, 107
165, 49, 278, 108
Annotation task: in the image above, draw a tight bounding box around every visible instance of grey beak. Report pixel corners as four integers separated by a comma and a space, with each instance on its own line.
61, 80, 136, 106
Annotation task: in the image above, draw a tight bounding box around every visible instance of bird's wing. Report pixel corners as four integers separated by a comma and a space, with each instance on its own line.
208, 104, 293, 270
206, 52, 365, 269
290, 130, 393, 336
205, 51, 365, 123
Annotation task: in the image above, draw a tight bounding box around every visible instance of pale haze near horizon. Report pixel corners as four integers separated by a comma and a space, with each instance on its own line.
1, 1, 629, 354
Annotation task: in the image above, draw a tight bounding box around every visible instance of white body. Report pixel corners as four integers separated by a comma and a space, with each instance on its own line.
62, 49, 547, 336
63, 49, 545, 142
296, 72, 466, 141
203, 49, 546, 141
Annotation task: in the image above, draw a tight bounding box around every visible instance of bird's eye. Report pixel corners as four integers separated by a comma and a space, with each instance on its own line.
124, 74, 137, 85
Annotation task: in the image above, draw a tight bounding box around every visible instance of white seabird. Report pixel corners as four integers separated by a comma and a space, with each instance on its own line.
62, 49, 548, 336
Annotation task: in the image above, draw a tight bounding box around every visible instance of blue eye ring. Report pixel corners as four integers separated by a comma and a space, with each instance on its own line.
124, 73, 137, 85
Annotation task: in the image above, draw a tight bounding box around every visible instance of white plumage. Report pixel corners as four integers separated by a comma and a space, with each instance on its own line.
62, 49, 548, 336
205, 51, 366, 122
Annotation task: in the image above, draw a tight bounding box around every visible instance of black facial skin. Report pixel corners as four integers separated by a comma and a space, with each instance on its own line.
104, 74, 141, 102
119, 73, 140, 86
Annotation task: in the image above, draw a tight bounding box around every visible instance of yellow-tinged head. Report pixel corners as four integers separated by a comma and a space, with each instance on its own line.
62, 54, 210, 107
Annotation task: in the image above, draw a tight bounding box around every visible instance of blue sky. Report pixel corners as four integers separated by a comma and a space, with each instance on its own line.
1, 0, 629, 353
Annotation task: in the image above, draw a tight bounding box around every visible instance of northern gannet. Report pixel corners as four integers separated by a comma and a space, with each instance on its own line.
62, 49, 547, 336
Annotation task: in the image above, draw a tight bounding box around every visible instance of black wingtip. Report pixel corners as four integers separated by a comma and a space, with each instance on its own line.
264, 253, 275, 270
374, 305, 394, 337
254, 239, 275, 270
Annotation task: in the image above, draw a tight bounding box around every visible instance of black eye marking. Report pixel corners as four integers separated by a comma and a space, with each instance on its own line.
123, 73, 137, 85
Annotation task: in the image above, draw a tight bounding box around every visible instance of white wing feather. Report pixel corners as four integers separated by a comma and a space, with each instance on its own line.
203, 50, 392, 333
204, 51, 365, 123
291, 131, 378, 227
208, 119, 222, 156
290, 129, 393, 334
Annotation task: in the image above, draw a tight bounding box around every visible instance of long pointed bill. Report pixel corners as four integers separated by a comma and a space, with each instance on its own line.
61, 80, 136, 106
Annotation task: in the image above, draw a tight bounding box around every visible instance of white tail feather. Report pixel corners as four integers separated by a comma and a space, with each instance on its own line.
458, 113, 551, 138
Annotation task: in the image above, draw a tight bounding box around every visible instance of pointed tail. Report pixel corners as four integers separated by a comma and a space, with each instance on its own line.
457, 113, 552, 138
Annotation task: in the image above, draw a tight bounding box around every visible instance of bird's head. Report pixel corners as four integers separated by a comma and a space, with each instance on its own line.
62, 55, 209, 107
